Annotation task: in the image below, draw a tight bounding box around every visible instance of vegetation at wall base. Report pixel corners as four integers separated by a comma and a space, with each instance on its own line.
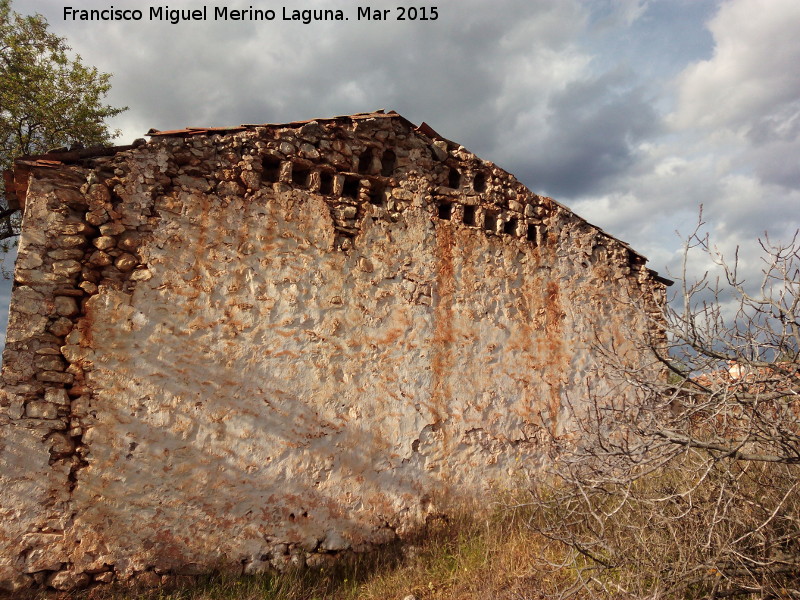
12, 508, 571, 600
11, 473, 796, 599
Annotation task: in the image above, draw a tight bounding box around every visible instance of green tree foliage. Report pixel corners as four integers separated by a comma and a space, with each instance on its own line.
0, 0, 126, 242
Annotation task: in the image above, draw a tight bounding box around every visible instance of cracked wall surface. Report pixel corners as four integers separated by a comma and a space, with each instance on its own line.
0, 111, 668, 591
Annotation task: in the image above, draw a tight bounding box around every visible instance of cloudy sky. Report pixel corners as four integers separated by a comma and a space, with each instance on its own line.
2, 0, 799, 346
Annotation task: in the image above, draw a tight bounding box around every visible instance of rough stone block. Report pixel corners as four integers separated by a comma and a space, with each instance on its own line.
46, 570, 90, 591
15, 252, 44, 270
114, 253, 138, 272
79, 281, 98, 294
13, 287, 45, 315
0, 569, 32, 593
36, 371, 73, 385
86, 183, 111, 205
54, 296, 79, 317
25, 401, 59, 419
47, 249, 85, 260
88, 250, 112, 267
55, 187, 87, 208
52, 260, 82, 277
93, 236, 117, 250
240, 170, 261, 189
44, 388, 70, 406
15, 269, 54, 285
24, 545, 65, 573
86, 210, 109, 226
100, 222, 126, 236
60, 221, 95, 236
216, 181, 244, 197
94, 572, 114, 584
33, 355, 66, 372
48, 317, 73, 337
55, 235, 87, 249
7, 314, 48, 342
47, 432, 75, 454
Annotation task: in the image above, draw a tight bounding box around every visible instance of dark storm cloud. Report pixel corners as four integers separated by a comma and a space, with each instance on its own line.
741, 104, 800, 189
746, 142, 800, 190
32, 0, 589, 146
505, 70, 661, 198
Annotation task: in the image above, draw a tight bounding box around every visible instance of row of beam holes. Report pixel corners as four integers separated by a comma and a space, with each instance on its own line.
268, 155, 523, 238
264, 149, 396, 181
438, 201, 538, 245
263, 151, 393, 198
448, 167, 487, 193
443, 166, 535, 241
261, 157, 350, 197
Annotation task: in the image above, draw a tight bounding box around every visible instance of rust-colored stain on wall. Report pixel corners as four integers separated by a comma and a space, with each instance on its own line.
0, 110, 668, 592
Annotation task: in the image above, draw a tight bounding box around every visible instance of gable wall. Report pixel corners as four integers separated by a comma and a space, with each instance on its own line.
0, 116, 666, 591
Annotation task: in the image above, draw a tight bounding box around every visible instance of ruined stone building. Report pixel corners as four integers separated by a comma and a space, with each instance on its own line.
0, 110, 670, 591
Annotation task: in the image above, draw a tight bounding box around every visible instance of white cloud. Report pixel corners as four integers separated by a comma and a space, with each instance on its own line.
562, 0, 800, 288
671, 0, 800, 136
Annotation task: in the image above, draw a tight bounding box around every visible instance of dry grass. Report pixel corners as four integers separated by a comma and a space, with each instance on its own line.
352, 509, 569, 600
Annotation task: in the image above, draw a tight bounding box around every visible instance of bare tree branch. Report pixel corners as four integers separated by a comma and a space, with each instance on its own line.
521, 223, 800, 598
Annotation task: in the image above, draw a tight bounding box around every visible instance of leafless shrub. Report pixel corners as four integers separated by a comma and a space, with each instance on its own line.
523, 218, 800, 598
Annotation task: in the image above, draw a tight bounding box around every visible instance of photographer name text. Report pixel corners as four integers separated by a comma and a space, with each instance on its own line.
63, 5, 440, 24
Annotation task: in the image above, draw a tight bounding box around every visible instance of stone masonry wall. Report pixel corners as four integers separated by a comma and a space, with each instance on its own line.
0, 112, 667, 591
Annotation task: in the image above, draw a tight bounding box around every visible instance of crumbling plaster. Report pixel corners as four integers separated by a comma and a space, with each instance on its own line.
0, 111, 667, 591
